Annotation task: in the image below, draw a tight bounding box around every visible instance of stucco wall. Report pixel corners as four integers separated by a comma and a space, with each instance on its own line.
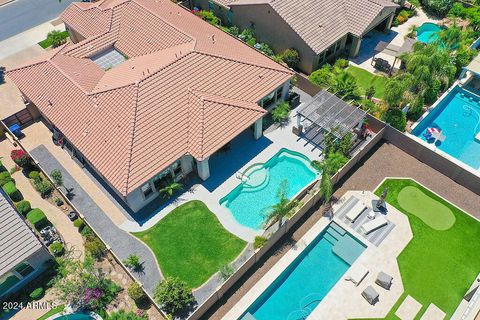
65, 25, 85, 44
229, 4, 317, 74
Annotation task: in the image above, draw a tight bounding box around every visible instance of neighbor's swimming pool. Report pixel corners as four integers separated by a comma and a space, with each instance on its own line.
412, 86, 480, 170
240, 222, 366, 320
417, 22, 442, 44
220, 149, 319, 230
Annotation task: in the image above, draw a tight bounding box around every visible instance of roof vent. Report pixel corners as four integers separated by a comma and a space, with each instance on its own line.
211, 34, 215, 44
47, 100, 53, 107
259, 74, 263, 79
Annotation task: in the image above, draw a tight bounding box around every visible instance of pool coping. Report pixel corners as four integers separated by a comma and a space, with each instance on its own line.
408, 79, 480, 175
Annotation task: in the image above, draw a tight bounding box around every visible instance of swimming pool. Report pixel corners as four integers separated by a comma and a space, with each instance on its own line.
220, 149, 319, 230
240, 222, 366, 320
417, 22, 442, 44
49, 312, 100, 320
412, 86, 480, 170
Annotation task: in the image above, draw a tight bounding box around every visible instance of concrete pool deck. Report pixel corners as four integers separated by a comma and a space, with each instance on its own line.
224, 190, 412, 320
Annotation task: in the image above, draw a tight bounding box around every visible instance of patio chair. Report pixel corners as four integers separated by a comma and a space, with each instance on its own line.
360, 216, 388, 235
375, 271, 393, 290
345, 265, 369, 287
362, 285, 379, 305
345, 201, 367, 223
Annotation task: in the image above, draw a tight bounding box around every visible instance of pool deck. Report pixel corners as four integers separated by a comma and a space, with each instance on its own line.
224, 190, 412, 320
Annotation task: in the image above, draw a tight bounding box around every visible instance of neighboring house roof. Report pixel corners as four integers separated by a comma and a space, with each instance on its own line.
229, 0, 399, 54
0, 191, 44, 277
7, 0, 292, 197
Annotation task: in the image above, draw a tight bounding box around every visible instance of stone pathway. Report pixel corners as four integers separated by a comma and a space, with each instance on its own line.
30, 145, 163, 294
420, 303, 446, 320
395, 295, 423, 320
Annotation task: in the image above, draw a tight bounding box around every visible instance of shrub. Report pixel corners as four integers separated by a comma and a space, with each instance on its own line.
254, 236, 267, 249
200, 10, 219, 26
334, 58, 349, 69
49, 241, 64, 256
407, 95, 425, 121
422, 0, 454, 17
27, 208, 49, 230
28, 171, 40, 180
228, 25, 239, 36
50, 169, 63, 187
2, 181, 22, 202
109, 310, 146, 320
0, 171, 13, 186
323, 152, 349, 175
10, 149, 29, 167
154, 277, 194, 315
239, 28, 255, 44
85, 237, 106, 260
219, 264, 234, 280
256, 43, 274, 56
365, 86, 376, 100
16, 200, 31, 216
46, 30, 68, 48
73, 218, 85, 229
384, 108, 407, 131
271, 101, 291, 123
281, 48, 300, 69
81, 225, 94, 238
123, 254, 142, 271
34, 178, 53, 197
29, 287, 44, 300
127, 282, 147, 303
54, 197, 63, 206
309, 64, 335, 88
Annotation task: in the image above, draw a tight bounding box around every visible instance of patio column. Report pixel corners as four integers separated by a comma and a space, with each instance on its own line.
254, 118, 263, 140
349, 36, 362, 58
384, 14, 395, 32
180, 155, 193, 174
281, 80, 290, 100
296, 113, 302, 128
196, 157, 210, 181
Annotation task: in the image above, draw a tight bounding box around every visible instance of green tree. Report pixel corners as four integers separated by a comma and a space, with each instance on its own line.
319, 169, 333, 204
123, 254, 142, 271
271, 101, 291, 123
263, 180, 299, 228
281, 48, 300, 69
331, 71, 359, 100
423, 0, 455, 17
159, 181, 183, 198
50, 169, 63, 188
154, 277, 194, 316
384, 108, 407, 131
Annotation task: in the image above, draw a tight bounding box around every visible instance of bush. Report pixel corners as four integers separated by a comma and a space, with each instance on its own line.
0, 171, 13, 186
29, 287, 44, 300
384, 108, 407, 131
334, 58, 349, 69
228, 25, 239, 36
81, 225, 94, 238
123, 254, 142, 271
2, 181, 22, 202
154, 277, 194, 316
256, 43, 274, 56
128, 282, 147, 303
219, 264, 234, 280
28, 171, 40, 180
53, 197, 63, 206
73, 218, 85, 230
309, 64, 335, 88
254, 236, 267, 249
10, 149, 30, 167
200, 10, 219, 26
281, 48, 300, 69
323, 152, 349, 175
407, 95, 425, 121
15, 200, 31, 216
46, 30, 68, 48
49, 241, 64, 256
271, 102, 291, 123
422, 0, 454, 17
27, 208, 50, 230
108, 310, 146, 320
34, 178, 53, 197
85, 237, 106, 260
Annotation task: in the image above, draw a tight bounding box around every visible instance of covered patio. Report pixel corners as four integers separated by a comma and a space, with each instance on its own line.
371, 37, 417, 74
295, 90, 367, 151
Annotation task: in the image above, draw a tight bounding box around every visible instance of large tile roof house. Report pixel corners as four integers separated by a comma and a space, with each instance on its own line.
7, 0, 293, 212
0, 190, 51, 298
194, 0, 399, 73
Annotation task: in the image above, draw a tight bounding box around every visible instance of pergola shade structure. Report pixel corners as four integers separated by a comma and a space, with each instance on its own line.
296, 90, 366, 148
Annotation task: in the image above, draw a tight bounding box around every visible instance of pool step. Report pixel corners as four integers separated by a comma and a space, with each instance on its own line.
330, 222, 347, 236
323, 232, 339, 245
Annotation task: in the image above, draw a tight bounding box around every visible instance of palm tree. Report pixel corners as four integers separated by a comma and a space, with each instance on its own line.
159, 181, 183, 198
319, 170, 334, 219
331, 71, 358, 100
263, 181, 299, 229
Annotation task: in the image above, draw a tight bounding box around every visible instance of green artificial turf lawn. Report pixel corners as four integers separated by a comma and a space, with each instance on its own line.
37, 305, 65, 320
371, 179, 480, 319
397, 186, 455, 231
133, 200, 247, 289
346, 66, 387, 99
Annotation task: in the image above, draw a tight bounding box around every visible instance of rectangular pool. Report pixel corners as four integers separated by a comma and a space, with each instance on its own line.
412, 86, 480, 170
220, 148, 319, 230
240, 222, 366, 320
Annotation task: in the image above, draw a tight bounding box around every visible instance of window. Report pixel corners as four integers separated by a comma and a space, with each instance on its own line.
0, 272, 20, 294
152, 170, 171, 191
141, 183, 153, 198
275, 86, 283, 101
14, 262, 34, 278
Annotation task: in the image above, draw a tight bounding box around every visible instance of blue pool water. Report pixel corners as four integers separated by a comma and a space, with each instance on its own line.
417, 22, 442, 44
412, 86, 480, 170
52, 313, 96, 320
220, 149, 319, 230
241, 222, 366, 320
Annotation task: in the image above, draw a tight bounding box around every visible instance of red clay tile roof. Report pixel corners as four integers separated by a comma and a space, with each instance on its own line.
7, 0, 292, 197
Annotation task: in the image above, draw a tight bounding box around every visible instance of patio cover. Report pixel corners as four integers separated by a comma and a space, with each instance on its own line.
297, 90, 366, 141
374, 38, 417, 58
465, 54, 480, 76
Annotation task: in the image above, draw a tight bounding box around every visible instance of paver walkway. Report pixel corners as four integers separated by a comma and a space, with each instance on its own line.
420, 303, 446, 320
395, 295, 423, 320
30, 145, 163, 294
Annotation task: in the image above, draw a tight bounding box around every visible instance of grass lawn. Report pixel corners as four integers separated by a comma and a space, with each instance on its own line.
368, 179, 480, 319
346, 66, 387, 99
37, 304, 65, 320
37, 31, 69, 49
133, 200, 247, 289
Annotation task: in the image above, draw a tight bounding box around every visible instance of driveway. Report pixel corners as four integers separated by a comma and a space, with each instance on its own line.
0, 0, 75, 41
30, 145, 163, 295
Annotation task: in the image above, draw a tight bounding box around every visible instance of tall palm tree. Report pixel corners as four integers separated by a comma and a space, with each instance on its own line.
263, 181, 299, 229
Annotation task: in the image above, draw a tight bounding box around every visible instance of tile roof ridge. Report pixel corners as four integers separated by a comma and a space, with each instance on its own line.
191, 90, 266, 113
137, 51, 195, 86
194, 50, 293, 75
123, 81, 141, 195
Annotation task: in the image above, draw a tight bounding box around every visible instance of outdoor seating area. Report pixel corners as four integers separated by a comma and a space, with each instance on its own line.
372, 38, 417, 74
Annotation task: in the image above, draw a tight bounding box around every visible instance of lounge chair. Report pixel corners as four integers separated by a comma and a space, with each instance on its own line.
375, 272, 393, 290
345, 265, 369, 286
362, 285, 379, 305
361, 216, 388, 235
345, 200, 367, 223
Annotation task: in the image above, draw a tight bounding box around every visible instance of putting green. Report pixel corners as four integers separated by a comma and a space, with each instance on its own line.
398, 186, 456, 230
